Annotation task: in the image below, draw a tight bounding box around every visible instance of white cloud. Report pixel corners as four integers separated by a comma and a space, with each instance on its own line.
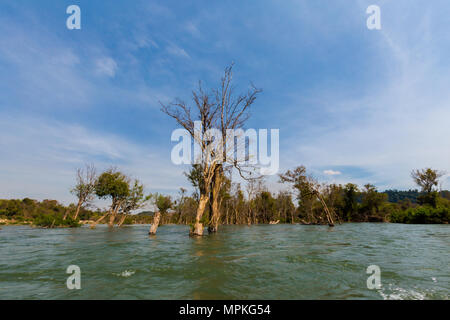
324, 170, 342, 176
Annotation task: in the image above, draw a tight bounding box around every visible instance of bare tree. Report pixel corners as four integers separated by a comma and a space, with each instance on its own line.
161, 64, 261, 235
161, 82, 221, 236
68, 164, 97, 220
209, 64, 262, 232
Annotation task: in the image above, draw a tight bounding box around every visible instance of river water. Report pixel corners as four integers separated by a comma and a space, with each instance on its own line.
0, 223, 448, 299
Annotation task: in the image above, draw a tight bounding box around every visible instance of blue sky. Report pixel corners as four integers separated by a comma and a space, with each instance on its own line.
1, 0, 449, 204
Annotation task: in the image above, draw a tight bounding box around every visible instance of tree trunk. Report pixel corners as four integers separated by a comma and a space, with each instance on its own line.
225, 207, 229, 225
316, 193, 335, 227
73, 201, 83, 220
108, 213, 115, 227
118, 214, 127, 227
149, 212, 161, 235
63, 209, 70, 220
108, 203, 121, 227
208, 170, 222, 233
191, 194, 208, 236
90, 211, 109, 229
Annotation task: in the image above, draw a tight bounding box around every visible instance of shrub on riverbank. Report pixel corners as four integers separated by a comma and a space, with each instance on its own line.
0, 198, 101, 227
390, 206, 450, 224
34, 213, 80, 228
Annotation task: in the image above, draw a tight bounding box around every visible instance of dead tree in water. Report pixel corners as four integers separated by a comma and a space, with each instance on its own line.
208, 65, 261, 233
161, 82, 222, 236
149, 212, 161, 235
68, 164, 97, 220
161, 64, 261, 235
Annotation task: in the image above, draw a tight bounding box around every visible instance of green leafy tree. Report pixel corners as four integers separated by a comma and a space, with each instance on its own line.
155, 194, 173, 214
343, 183, 359, 221
360, 184, 388, 220
94, 169, 130, 227
118, 179, 151, 227
411, 168, 445, 207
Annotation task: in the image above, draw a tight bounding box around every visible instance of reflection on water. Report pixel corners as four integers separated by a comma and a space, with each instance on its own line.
0, 224, 448, 299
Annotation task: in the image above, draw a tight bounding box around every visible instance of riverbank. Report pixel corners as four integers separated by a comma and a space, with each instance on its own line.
1, 217, 448, 228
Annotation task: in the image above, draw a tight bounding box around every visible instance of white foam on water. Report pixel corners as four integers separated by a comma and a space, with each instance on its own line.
114, 270, 136, 277
378, 284, 428, 300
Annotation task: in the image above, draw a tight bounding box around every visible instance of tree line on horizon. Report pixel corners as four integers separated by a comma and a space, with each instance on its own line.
1, 166, 449, 229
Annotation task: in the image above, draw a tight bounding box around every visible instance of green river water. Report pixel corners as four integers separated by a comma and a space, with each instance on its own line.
0, 223, 448, 299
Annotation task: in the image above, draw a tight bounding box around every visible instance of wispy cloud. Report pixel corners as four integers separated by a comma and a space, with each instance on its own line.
166, 43, 190, 58
0, 114, 188, 204
95, 57, 118, 77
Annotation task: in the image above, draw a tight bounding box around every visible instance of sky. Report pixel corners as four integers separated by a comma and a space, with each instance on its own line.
0, 0, 449, 205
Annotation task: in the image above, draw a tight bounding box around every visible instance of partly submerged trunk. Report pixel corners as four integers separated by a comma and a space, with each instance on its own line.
191, 194, 208, 236
208, 171, 222, 233
149, 212, 161, 235
108, 203, 121, 227
108, 213, 115, 227
118, 214, 128, 227
90, 211, 110, 229
316, 193, 335, 227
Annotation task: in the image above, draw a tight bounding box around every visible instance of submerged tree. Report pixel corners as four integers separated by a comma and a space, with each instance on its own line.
68, 164, 97, 220
149, 193, 172, 235
208, 65, 261, 233
161, 64, 261, 235
92, 169, 130, 228
118, 179, 150, 227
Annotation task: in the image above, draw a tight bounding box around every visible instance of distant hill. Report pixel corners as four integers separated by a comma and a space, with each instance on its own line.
136, 211, 155, 216
383, 189, 450, 203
